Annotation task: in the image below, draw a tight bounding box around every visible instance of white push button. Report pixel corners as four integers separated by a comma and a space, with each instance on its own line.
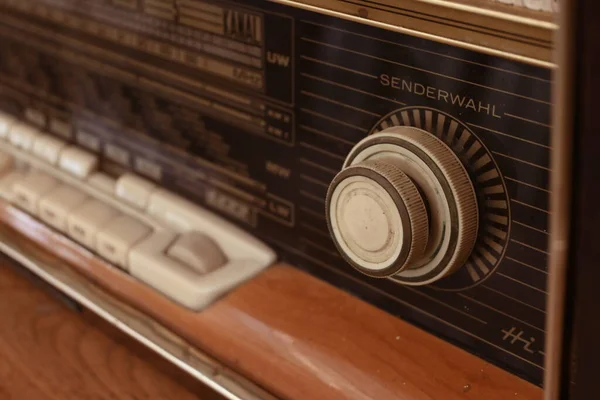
147, 189, 237, 234
129, 231, 206, 309
147, 189, 199, 231
32, 134, 67, 165
95, 215, 151, 269
67, 200, 120, 249
87, 172, 116, 194
147, 189, 276, 265
167, 232, 227, 274
39, 185, 88, 231
0, 112, 16, 139
58, 146, 98, 178
130, 230, 268, 310
8, 123, 41, 151
12, 172, 59, 214
115, 173, 156, 209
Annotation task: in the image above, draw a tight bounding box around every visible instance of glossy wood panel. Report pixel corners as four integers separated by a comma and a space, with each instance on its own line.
0, 202, 542, 400
0, 257, 224, 400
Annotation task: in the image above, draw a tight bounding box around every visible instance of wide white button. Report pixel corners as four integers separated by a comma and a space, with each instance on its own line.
147, 188, 276, 266
32, 134, 67, 165
130, 231, 265, 310
58, 146, 98, 178
0, 112, 16, 139
115, 173, 156, 209
67, 200, 120, 249
38, 185, 88, 231
8, 123, 41, 151
129, 231, 202, 306
147, 189, 202, 231
167, 231, 227, 274
12, 172, 59, 214
95, 215, 151, 269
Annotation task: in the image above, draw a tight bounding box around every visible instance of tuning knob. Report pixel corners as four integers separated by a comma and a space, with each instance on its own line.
326, 126, 479, 285
327, 158, 429, 277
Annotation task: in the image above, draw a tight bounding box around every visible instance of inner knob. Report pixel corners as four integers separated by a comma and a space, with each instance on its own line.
326, 126, 479, 285
327, 158, 429, 277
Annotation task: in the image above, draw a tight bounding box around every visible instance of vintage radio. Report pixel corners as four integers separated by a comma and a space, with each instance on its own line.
0, 0, 586, 398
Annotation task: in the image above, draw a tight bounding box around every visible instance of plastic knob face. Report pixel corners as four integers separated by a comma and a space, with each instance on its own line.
326, 126, 479, 285
327, 158, 429, 277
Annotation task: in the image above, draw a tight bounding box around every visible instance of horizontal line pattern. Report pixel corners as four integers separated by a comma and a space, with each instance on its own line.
0, 5, 552, 380
296, 18, 551, 374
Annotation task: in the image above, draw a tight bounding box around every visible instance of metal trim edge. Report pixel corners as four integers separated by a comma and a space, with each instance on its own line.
0, 241, 277, 400
267, 0, 556, 66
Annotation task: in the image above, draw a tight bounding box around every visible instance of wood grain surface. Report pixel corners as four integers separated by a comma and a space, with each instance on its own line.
0, 260, 224, 400
196, 265, 543, 400
0, 201, 544, 400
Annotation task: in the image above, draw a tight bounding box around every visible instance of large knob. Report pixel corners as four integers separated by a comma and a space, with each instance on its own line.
326, 126, 479, 285
327, 158, 429, 277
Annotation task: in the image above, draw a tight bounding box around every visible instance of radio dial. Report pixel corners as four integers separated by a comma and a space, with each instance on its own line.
326, 126, 479, 285
327, 157, 429, 277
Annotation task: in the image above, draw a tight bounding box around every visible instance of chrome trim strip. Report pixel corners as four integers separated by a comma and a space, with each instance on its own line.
545, 0, 574, 398
269, 0, 556, 67
410, 0, 555, 28
0, 241, 276, 400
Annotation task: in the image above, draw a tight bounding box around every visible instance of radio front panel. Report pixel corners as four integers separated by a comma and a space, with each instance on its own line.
0, 0, 551, 385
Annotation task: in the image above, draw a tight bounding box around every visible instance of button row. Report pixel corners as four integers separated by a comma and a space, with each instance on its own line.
2, 117, 98, 180
0, 114, 151, 207
10, 169, 151, 270
0, 112, 276, 310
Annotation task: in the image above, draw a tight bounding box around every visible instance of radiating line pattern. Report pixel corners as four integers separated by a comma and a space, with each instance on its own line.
295, 21, 551, 375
